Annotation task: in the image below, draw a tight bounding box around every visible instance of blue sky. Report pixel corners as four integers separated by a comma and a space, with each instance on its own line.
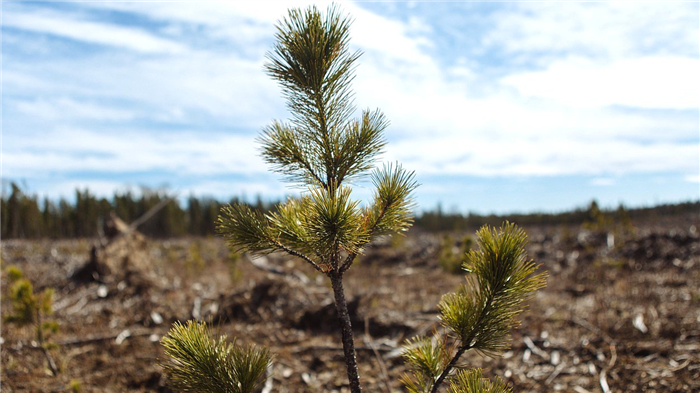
2, 1, 698, 214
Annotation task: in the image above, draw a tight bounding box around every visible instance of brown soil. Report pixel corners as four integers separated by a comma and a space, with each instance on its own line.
2, 215, 699, 392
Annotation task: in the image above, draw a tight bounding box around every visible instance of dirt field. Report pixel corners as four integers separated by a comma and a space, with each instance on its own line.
2, 213, 699, 392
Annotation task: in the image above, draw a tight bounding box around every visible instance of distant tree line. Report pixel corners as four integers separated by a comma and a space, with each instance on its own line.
1, 182, 698, 239
415, 200, 700, 232
0, 182, 274, 239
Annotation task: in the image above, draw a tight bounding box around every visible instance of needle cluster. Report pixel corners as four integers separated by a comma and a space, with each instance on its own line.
161, 321, 271, 393
161, 5, 546, 393
166, 6, 416, 393
401, 222, 547, 393
4, 265, 60, 375
217, 6, 417, 280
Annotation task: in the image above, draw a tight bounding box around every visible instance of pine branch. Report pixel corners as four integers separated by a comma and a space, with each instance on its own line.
161, 321, 271, 393
400, 334, 453, 393
336, 109, 388, 184
214, 6, 419, 393
259, 121, 327, 188
440, 223, 547, 354
268, 197, 317, 255
339, 252, 357, 273
273, 240, 324, 273
217, 203, 278, 254
218, 203, 322, 272
401, 222, 546, 393
306, 185, 367, 259
428, 343, 470, 393
447, 369, 512, 393
366, 163, 418, 236
265, 5, 361, 190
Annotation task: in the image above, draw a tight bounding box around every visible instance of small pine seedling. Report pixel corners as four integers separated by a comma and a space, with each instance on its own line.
4, 265, 60, 376
401, 222, 547, 393
163, 5, 416, 392
161, 5, 546, 393
214, 5, 415, 393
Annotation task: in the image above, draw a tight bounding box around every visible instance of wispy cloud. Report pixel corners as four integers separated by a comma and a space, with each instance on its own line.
13, 98, 136, 121
3, 128, 263, 178
2, 1, 698, 211
4, 6, 187, 54
483, 2, 698, 61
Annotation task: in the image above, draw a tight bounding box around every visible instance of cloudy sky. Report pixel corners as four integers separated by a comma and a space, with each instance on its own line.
2, 1, 698, 214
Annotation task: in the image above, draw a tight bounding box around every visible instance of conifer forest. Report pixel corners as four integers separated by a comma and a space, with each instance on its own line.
2, 5, 699, 393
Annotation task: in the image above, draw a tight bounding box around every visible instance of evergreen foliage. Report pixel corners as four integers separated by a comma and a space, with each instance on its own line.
161, 321, 271, 393
213, 6, 416, 392
439, 234, 474, 274
0, 182, 275, 239
447, 369, 511, 393
4, 266, 56, 330
401, 222, 546, 393
3, 265, 60, 375
1, 179, 695, 239
153, 6, 550, 392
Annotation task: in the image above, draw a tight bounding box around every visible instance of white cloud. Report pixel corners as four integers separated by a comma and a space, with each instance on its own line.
484, 2, 698, 60
4, 53, 283, 127
2, 128, 265, 178
14, 98, 136, 121
4, 8, 187, 54
502, 56, 700, 109
2, 0, 698, 207
386, 135, 697, 177
350, 6, 433, 66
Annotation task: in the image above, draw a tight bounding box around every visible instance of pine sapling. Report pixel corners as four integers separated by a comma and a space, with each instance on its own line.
401, 222, 547, 393
161, 6, 547, 393
214, 6, 416, 392
4, 265, 60, 376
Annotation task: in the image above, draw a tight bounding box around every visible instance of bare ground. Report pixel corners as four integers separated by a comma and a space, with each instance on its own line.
1, 214, 699, 392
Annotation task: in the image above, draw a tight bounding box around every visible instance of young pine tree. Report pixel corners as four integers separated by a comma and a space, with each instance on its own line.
4, 266, 60, 376
401, 223, 547, 393
216, 6, 416, 392
162, 5, 416, 393
161, 6, 546, 393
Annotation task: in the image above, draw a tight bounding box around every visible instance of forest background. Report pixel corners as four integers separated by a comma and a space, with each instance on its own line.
2, 182, 697, 239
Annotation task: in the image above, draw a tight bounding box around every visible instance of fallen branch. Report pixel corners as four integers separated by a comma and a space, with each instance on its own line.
58, 330, 157, 347
364, 317, 392, 393
571, 316, 617, 346
523, 336, 550, 360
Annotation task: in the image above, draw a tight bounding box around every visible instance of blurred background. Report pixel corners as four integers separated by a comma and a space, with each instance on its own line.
2, 3, 699, 392
2, 1, 698, 216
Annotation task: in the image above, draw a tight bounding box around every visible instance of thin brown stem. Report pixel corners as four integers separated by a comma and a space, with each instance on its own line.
339, 253, 356, 273
330, 272, 362, 393
275, 241, 324, 273
430, 282, 501, 393
429, 343, 471, 393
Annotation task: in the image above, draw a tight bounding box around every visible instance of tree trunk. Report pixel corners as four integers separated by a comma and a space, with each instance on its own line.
330, 273, 362, 393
